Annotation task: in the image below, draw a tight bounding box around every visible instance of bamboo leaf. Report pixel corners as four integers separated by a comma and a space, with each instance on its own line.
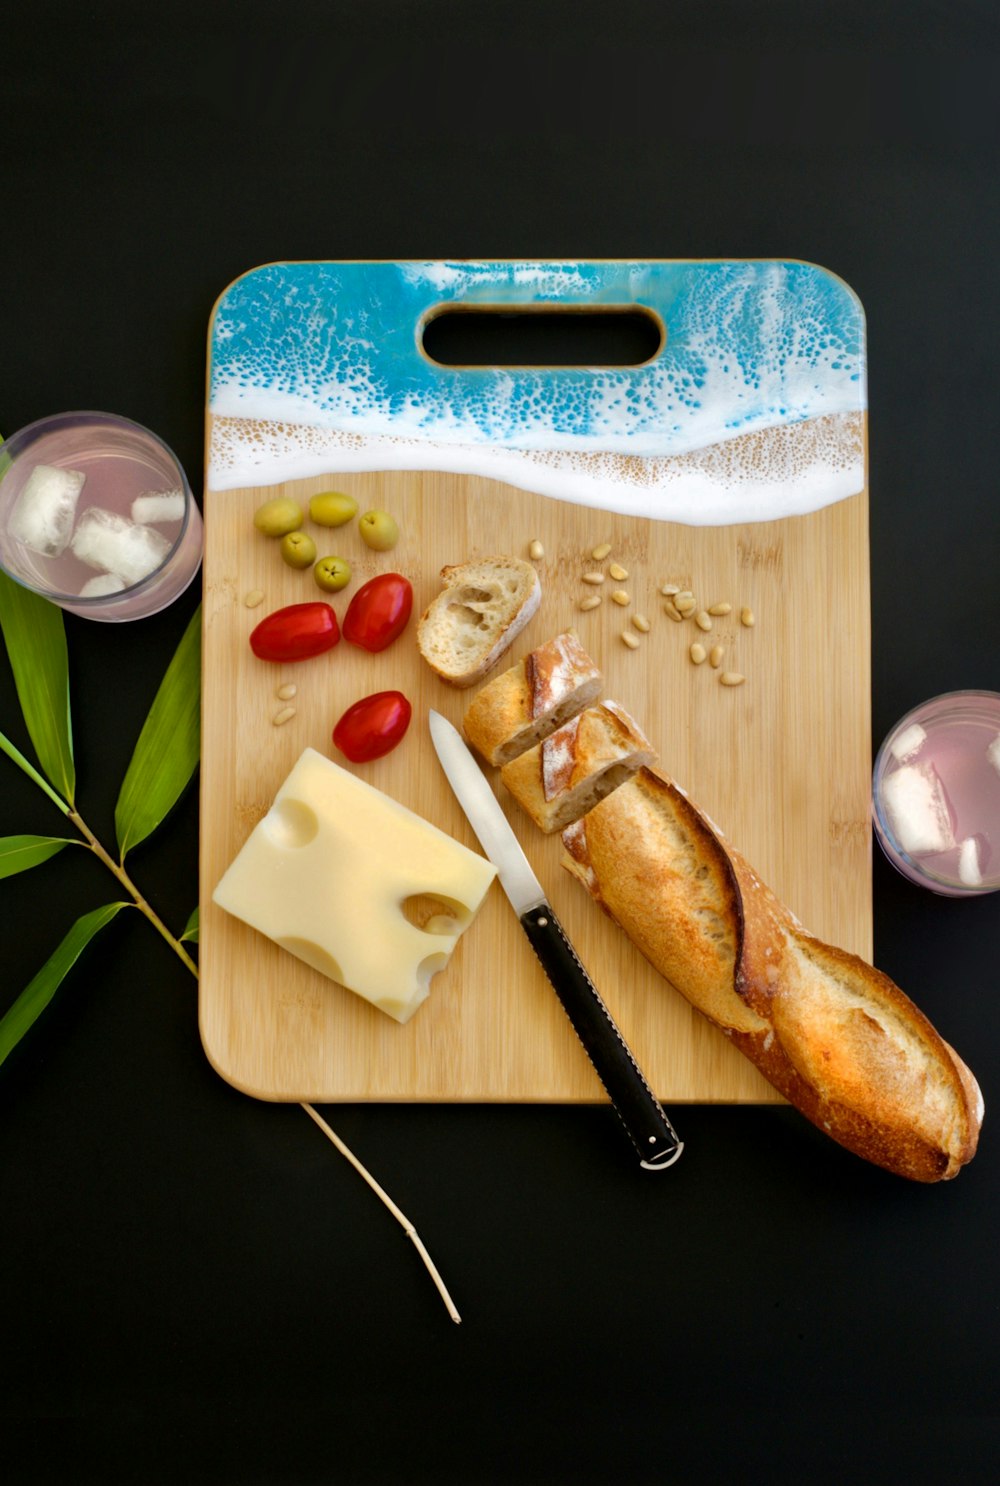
0, 725, 72, 813
115, 605, 201, 859
0, 833, 77, 880
0, 569, 75, 803
180, 906, 199, 943
0, 901, 129, 1069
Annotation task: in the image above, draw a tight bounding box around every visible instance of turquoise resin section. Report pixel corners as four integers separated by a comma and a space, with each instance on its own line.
207, 260, 866, 522
211, 260, 864, 451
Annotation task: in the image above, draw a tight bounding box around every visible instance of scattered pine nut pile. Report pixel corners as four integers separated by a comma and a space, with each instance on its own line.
527, 538, 756, 688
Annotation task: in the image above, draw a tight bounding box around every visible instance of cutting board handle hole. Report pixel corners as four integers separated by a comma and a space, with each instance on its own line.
420, 306, 664, 368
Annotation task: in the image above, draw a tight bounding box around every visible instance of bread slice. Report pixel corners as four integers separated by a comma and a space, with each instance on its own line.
463, 629, 603, 767
417, 557, 542, 687
562, 766, 983, 1182
500, 701, 656, 834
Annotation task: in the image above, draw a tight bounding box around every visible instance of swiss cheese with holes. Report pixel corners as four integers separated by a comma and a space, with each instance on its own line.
212, 748, 497, 1023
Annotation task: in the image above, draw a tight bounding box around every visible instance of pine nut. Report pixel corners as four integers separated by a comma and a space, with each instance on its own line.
720, 672, 746, 687
674, 591, 696, 615
582, 571, 605, 585
579, 594, 602, 611
622, 631, 640, 649
273, 705, 297, 725
611, 589, 630, 606
632, 613, 651, 632
695, 610, 713, 631
529, 539, 544, 560
690, 642, 707, 665
660, 582, 680, 597
276, 683, 298, 700
708, 602, 732, 616
245, 589, 265, 608
591, 542, 612, 561
664, 600, 684, 621
709, 644, 725, 668
741, 606, 755, 627
609, 562, 629, 581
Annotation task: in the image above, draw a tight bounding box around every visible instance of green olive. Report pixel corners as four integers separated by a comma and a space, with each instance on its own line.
313, 555, 352, 592
309, 491, 359, 527
280, 530, 317, 569
358, 508, 400, 551
253, 497, 304, 537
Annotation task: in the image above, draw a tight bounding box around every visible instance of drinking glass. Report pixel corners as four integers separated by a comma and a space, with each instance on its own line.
872, 690, 1000, 896
0, 411, 202, 621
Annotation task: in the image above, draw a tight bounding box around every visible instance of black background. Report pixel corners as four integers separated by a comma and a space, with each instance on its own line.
2, 2, 999, 1482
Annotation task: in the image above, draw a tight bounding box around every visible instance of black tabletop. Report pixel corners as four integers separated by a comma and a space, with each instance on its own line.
2, 3, 998, 1482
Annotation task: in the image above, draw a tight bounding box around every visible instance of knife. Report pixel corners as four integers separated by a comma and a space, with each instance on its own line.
429, 710, 683, 1170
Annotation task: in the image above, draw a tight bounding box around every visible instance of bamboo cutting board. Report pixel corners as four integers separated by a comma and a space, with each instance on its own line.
198, 260, 870, 1105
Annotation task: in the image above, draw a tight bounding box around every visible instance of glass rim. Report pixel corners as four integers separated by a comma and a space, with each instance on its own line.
0, 410, 196, 607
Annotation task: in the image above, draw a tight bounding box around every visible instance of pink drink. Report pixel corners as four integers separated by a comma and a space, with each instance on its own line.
872, 691, 1000, 896
0, 412, 202, 621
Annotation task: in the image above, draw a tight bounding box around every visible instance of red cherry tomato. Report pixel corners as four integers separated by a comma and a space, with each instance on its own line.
250, 602, 340, 662
333, 691, 412, 763
342, 573, 413, 653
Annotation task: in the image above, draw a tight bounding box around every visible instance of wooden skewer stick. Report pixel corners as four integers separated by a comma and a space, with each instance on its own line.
300, 1102, 461, 1324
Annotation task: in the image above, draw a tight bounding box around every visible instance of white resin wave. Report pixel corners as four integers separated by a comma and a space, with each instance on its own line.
207, 260, 867, 525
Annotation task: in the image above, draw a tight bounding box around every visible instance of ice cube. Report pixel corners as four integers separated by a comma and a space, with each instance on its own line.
131, 489, 185, 525
889, 722, 926, 762
958, 837, 983, 887
882, 762, 955, 855
988, 734, 1000, 778
78, 573, 126, 598
10, 464, 86, 556
70, 507, 171, 586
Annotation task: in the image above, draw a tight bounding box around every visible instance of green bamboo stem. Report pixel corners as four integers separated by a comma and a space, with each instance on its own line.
66, 809, 199, 977
0, 728, 73, 815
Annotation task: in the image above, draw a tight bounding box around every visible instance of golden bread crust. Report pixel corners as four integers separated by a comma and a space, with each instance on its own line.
501, 702, 656, 834
462, 630, 602, 766
562, 766, 982, 1182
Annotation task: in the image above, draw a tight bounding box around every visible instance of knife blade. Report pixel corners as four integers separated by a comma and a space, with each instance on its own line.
429, 710, 683, 1170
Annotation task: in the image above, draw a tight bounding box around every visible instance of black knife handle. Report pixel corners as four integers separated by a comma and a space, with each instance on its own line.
520, 903, 683, 1170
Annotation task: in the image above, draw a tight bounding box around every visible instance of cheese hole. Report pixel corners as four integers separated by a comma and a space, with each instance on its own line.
424, 915, 457, 935
278, 937, 344, 985
401, 894, 469, 933
416, 952, 450, 990
264, 797, 319, 849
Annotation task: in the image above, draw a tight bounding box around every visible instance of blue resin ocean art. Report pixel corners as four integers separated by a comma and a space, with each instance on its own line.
208, 260, 866, 525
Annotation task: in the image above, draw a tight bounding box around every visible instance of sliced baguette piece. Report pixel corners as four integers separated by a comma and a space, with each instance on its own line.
417, 557, 542, 687
501, 701, 656, 834
561, 766, 983, 1182
463, 629, 603, 767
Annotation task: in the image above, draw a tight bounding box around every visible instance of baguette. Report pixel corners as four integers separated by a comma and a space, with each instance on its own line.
562, 766, 983, 1182
463, 629, 603, 767
501, 701, 656, 835
416, 557, 541, 687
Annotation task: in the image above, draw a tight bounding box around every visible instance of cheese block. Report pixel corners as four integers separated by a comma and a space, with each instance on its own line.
211, 748, 497, 1023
